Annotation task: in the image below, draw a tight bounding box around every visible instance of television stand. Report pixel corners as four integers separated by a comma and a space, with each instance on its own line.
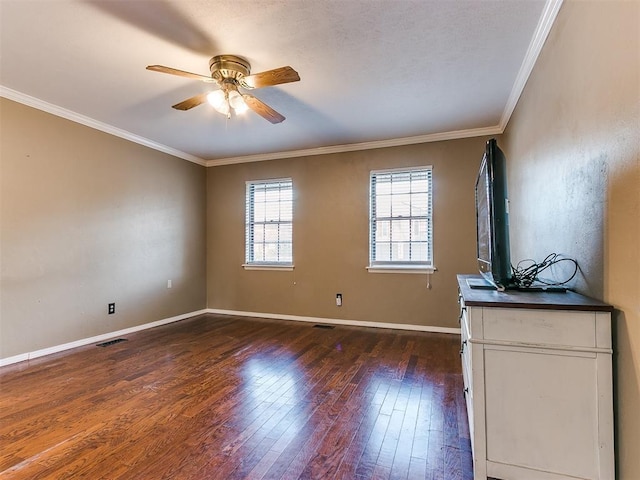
457, 274, 614, 480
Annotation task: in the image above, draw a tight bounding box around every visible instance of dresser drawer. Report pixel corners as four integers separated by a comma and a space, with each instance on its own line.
482, 307, 597, 348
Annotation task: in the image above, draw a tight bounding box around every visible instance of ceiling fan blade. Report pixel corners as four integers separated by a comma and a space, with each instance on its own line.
172, 93, 209, 111
242, 94, 286, 124
242, 66, 300, 89
146, 65, 215, 82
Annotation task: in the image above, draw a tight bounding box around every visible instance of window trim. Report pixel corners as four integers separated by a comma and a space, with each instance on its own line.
368, 166, 434, 272
242, 263, 294, 271
366, 265, 436, 274
244, 178, 294, 269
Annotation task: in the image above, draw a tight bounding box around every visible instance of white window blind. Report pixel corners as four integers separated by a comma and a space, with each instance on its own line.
245, 179, 293, 265
370, 167, 433, 267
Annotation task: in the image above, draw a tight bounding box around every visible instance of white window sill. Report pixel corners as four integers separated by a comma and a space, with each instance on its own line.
242, 264, 295, 271
367, 265, 437, 274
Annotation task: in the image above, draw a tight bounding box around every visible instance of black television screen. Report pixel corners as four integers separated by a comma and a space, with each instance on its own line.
475, 139, 512, 290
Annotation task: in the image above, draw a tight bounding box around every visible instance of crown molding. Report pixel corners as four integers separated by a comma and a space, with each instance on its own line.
1, 84, 500, 167
205, 125, 503, 167
499, 0, 563, 131
0, 86, 207, 166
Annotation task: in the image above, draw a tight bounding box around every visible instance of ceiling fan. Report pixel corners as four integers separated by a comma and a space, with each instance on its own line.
147, 55, 300, 124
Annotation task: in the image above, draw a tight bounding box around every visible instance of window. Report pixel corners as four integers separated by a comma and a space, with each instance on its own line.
369, 167, 433, 272
245, 178, 293, 269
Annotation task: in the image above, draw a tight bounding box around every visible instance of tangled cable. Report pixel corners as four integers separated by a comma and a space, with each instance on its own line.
511, 253, 579, 288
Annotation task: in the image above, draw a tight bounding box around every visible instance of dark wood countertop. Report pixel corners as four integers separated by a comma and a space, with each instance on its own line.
457, 274, 614, 312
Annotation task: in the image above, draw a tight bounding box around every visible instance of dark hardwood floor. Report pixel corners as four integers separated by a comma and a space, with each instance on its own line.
0, 314, 473, 479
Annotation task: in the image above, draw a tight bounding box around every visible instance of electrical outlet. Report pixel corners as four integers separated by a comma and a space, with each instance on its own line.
336, 293, 342, 306
167, 279, 172, 289
108, 303, 115, 315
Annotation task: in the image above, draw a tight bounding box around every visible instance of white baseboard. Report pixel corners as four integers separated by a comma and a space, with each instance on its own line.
206, 308, 461, 335
1, 308, 459, 367
0, 309, 209, 367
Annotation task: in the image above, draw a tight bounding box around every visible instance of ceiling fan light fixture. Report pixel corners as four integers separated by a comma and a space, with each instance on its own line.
229, 89, 248, 115
207, 90, 229, 116
208, 86, 248, 117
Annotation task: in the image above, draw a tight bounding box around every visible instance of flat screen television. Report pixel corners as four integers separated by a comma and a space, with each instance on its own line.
474, 138, 513, 291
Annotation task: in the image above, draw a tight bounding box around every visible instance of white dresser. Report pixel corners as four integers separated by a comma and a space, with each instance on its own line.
457, 275, 614, 480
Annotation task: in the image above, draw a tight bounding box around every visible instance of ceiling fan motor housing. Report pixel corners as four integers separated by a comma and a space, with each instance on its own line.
209, 55, 251, 84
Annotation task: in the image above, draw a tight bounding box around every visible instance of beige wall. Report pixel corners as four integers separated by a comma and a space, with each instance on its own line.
207, 137, 488, 328
0, 98, 207, 359
501, 1, 640, 477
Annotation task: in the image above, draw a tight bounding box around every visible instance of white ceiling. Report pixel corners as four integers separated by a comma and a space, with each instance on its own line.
0, 0, 559, 166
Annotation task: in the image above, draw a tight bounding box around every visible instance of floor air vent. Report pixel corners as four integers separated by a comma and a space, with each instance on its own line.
313, 324, 335, 329
96, 338, 128, 347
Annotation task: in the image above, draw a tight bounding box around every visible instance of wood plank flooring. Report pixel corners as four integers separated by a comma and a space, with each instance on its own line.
0, 314, 473, 479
